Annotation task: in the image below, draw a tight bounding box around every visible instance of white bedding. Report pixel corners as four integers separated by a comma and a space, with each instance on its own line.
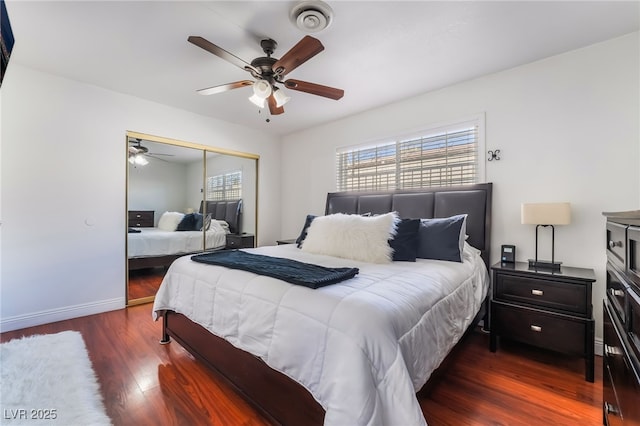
152, 243, 489, 426
128, 225, 227, 258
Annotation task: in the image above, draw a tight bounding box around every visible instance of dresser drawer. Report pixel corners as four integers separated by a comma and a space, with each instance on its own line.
629, 226, 640, 286
492, 301, 588, 356
128, 210, 154, 227
629, 290, 640, 368
607, 263, 628, 326
494, 272, 588, 316
604, 300, 640, 426
607, 222, 627, 270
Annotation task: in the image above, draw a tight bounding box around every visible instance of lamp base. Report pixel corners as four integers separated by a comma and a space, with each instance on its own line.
528, 259, 562, 271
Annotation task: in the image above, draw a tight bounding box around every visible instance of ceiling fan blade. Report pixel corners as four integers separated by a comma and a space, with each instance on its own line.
273, 36, 324, 77
268, 95, 284, 115
188, 36, 258, 74
197, 80, 254, 96
284, 79, 344, 100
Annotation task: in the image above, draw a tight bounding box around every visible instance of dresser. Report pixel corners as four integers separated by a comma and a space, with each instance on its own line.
128, 210, 154, 227
602, 211, 640, 425
490, 261, 596, 382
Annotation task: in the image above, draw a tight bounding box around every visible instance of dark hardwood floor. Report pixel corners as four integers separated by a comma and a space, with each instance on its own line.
128, 268, 165, 300
0, 304, 602, 425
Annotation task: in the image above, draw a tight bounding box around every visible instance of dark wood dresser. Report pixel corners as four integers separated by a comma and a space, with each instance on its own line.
128, 210, 154, 228
602, 211, 640, 425
490, 261, 596, 382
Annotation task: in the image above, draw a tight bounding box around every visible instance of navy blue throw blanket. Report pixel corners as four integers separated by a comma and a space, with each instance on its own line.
191, 250, 359, 289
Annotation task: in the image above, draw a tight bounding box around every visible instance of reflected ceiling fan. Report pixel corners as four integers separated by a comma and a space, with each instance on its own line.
188, 35, 344, 115
128, 138, 173, 165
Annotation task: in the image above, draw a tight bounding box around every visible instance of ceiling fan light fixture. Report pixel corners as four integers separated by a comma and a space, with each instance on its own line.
252, 80, 272, 99
273, 87, 291, 107
248, 93, 266, 108
129, 154, 148, 166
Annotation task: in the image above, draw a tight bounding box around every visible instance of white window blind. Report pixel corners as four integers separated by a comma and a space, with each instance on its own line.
336, 120, 481, 192
206, 170, 242, 201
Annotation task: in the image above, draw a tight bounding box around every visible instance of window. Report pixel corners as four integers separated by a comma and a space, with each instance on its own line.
206, 170, 242, 201
336, 117, 484, 192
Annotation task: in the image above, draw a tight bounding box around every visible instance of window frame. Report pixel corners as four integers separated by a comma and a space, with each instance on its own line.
206, 170, 242, 201
335, 114, 486, 192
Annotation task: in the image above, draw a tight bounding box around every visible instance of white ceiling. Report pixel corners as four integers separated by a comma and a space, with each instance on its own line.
6, 1, 639, 137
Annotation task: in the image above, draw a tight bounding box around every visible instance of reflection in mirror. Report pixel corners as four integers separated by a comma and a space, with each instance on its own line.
204, 151, 257, 250
126, 132, 259, 306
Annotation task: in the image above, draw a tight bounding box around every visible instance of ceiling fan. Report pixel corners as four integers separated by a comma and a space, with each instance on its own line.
188, 35, 344, 115
128, 138, 173, 165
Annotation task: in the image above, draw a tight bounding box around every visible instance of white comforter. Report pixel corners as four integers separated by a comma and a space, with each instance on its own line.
128, 225, 227, 258
153, 243, 489, 426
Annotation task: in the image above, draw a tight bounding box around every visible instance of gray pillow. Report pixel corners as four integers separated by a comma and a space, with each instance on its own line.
416, 214, 467, 262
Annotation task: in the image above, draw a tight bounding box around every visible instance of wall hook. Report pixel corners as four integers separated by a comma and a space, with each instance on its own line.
488, 150, 501, 161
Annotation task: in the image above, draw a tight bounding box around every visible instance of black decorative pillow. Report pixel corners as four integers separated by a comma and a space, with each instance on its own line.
295, 214, 317, 248
416, 214, 467, 262
389, 218, 420, 261
176, 213, 197, 231
193, 213, 204, 231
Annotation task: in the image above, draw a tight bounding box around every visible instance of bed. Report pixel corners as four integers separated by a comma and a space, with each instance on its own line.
127, 199, 242, 270
153, 184, 492, 425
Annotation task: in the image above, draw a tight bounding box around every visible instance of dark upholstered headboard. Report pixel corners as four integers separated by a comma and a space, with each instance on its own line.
199, 199, 242, 235
325, 183, 492, 268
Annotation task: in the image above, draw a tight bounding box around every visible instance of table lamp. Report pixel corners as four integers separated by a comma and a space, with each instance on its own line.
521, 202, 571, 271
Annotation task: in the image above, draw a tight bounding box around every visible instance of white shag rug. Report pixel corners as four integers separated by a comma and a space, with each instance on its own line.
0, 330, 112, 425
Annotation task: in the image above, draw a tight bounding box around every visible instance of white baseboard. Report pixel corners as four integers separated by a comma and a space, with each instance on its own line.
0, 297, 125, 333
595, 336, 603, 357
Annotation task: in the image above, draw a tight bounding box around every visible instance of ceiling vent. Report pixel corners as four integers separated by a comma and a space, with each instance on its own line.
290, 1, 334, 33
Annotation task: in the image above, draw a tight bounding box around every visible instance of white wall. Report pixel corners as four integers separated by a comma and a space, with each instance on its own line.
281, 32, 640, 342
129, 159, 190, 224
0, 64, 281, 332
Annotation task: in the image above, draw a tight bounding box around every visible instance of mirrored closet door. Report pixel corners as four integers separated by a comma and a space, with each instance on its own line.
126, 131, 259, 306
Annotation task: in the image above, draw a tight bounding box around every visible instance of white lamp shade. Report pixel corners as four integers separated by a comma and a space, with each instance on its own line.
252, 80, 272, 99
273, 88, 291, 107
521, 202, 571, 225
248, 94, 266, 108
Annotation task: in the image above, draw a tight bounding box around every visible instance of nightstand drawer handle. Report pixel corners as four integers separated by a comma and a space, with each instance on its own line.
610, 288, 624, 297
531, 289, 544, 296
530, 325, 542, 332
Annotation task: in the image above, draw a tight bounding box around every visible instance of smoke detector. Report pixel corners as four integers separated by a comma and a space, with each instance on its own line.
290, 1, 334, 33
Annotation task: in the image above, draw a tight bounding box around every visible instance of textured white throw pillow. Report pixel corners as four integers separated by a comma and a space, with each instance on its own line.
157, 211, 184, 231
301, 212, 398, 263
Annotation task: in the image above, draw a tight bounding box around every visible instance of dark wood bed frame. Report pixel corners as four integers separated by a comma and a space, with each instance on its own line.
128, 199, 243, 270
158, 183, 492, 425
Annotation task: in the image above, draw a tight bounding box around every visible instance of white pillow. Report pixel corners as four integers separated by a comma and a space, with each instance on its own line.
157, 211, 184, 231
301, 212, 398, 263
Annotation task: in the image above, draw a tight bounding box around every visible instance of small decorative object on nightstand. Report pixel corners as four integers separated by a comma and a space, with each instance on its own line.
226, 233, 255, 249
489, 261, 596, 382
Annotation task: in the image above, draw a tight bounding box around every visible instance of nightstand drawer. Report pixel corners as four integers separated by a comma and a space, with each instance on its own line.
128, 210, 154, 227
495, 273, 588, 316
492, 301, 587, 356
226, 234, 255, 249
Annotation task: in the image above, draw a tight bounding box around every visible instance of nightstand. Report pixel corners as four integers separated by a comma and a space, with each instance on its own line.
226, 233, 255, 249
489, 261, 596, 382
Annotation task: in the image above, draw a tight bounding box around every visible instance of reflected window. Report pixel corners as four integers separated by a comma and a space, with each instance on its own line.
206, 170, 242, 201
